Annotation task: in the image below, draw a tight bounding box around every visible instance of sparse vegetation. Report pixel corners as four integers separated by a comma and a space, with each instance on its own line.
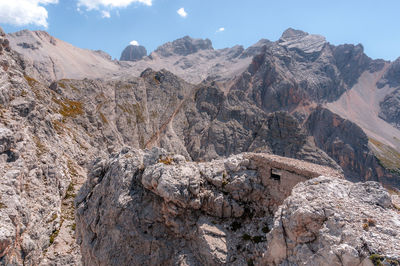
70, 223, 76, 232
49, 228, 60, 244
52, 120, 65, 135
262, 225, 270, 233
369, 254, 384, 265
369, 138, 400, 173
132, 103, 145, 123
242, 233, 251, 241
24, 75, 38, 87
99, 112, 108, 124
367, 218, 376, 227
159, 156, 173, 165
251, 235, 265, 243
67, 160, 78, 178
65, 182, 76, 200
49, 213, 58, 223
230, 221, 242, 231
33, 135, 47, 157
363, 223, 369, 230
53, 97, 84, 118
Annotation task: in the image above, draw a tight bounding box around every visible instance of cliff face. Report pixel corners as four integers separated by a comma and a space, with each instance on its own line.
230, 29, 375, 113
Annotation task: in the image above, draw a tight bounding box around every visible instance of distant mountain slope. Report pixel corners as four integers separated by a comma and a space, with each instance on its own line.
7, 30, 123, 83
7, 32, 264, 85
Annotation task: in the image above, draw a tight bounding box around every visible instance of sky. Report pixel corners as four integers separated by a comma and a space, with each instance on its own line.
1, 0, 400, 61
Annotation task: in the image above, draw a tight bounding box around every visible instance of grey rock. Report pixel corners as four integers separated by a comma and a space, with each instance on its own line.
76, 148, 343, 266
278, 28, 327, 54
261, 176, 400, 265
154, 36, 213, 57
377, 57, 400, 89
306, 107, 399, 187
379, 87, 400, 128
120, 45, 147, 61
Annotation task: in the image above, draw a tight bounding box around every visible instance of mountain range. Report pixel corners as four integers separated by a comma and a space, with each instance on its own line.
1, 26, 400, 265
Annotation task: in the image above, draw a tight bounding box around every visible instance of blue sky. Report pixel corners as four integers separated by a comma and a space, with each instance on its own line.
1, 0, 400, 61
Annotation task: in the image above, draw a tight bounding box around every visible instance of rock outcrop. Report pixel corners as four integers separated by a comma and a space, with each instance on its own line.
75, 148, 342, 265
120, 44, 147, 61
379, 88, 400, 129
262, 176, 400, 266
76, 148, 400, 266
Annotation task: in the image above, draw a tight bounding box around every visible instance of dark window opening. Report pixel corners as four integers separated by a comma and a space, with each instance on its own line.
270, 169, 281, 181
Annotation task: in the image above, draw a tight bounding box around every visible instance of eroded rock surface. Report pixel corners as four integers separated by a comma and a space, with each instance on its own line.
75, 148, 342, 265
262, 176, 400, 266
76, 148, 400, 266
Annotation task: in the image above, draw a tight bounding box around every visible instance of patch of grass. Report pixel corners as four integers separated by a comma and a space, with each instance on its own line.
99, 112, 108, 124
24, 75, 38, 87
52, 120, 65, 135
230, 221, 242, 231
49, 213, 58, 223
369, 138, 400, 172
70, 223, 76, 231
67, 160, 78, 178
363, 223, 369, 231
159, 156, 173, 165
49, 229, 60, 244
33, 135, 47, 157
53, 97, 83, 118
58, 81, 66, 89
262, 225, 270, 233
367, 218, 376, 227
369, 254, 384, 266
252, 235, 265, 243
242, 233, 251, 241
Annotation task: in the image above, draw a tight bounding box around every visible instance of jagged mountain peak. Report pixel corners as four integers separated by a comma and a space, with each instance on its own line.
280, 27, 309, 40
278, 27, 326, 54
153, 35, 213, 57
120, 44, 147, 61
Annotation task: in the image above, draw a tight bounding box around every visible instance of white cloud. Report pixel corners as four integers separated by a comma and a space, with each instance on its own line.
77, 0, 152, 10
177, 7, 187, 18
77, 0, 152, 18
0, 0, 58, 28
216, 27, 225, 33
101, 10, 111, 18
129, 40, 139, 46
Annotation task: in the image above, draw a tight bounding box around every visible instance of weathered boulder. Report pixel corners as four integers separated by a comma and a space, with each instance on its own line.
261, 176, 400, 266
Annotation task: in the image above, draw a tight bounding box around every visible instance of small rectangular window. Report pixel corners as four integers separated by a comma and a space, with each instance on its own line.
271, 169, 281, 181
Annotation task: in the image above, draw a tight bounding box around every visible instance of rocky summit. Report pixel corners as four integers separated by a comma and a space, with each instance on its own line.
1, 25, 400, 265
120, 44, 147, 61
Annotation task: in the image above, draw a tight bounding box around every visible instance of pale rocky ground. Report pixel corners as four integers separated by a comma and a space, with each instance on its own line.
262, 176, 400, 266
